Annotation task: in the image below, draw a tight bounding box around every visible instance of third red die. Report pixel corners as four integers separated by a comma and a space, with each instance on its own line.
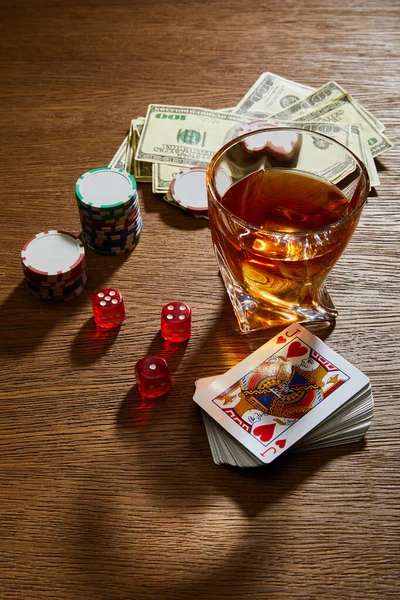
134, 355, 172, 398
92, 288, 125, 329
161, 302, 192, 342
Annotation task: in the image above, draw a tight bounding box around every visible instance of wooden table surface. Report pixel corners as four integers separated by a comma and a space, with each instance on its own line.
1, 1, 399, 598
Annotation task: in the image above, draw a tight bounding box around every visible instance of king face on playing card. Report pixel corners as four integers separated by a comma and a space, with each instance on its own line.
193, 324, 370, 464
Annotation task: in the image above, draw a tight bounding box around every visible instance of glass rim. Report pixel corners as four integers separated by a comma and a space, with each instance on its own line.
206, 127, 370, 237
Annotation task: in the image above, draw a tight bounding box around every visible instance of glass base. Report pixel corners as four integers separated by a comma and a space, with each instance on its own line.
216, 251, 337, 334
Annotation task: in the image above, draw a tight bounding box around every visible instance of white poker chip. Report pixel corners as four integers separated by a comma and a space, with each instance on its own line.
21, 230, 85, 279
75, 167, 137, 210
170, 166, 209, 212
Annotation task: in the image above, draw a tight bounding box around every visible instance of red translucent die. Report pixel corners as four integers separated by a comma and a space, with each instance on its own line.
161, 302, 192, 342
92, 288, 125, 329
134, 355, 172, 398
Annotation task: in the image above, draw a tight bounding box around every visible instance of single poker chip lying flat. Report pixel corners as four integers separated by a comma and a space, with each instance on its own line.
170, 166, 209, 212
21, 230, 85, 281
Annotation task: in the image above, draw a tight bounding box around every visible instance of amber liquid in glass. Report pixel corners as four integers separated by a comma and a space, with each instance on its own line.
215, 169, 355, 315
221, 169, 350, 231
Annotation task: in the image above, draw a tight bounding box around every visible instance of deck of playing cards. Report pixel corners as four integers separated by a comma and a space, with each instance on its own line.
193, 324, 373, 467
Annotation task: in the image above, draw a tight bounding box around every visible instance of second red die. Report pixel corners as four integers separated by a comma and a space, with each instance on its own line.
161, 302, 192, 342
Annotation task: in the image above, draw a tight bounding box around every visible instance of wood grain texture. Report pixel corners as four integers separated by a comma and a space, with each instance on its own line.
0, 0, 399, 598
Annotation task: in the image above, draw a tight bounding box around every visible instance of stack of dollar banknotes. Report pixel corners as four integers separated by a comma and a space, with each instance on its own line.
109, 72, 392, 216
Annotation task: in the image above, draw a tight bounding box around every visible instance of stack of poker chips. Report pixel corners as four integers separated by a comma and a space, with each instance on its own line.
21, 230, 87, 301
75, 167, 142, 256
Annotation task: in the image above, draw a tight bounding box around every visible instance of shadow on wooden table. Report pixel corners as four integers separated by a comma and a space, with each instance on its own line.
1, 249, 131, 357
71, 442, 364, 600
182, 293, 337, 387
117, 380, 366, 500
185, 420, 367, 519
111, 291, 366, 600
115, 382, 366, 593
69, 317, 121, 366
115, 294, 364, 514
144, 330, 190, 372
140, 183, 209, 231
94, 375, 367, 600
157, 443, 367, 600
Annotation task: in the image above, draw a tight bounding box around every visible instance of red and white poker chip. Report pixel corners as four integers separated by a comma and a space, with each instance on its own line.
170, 166, 209, 212
21, 230, 85, 283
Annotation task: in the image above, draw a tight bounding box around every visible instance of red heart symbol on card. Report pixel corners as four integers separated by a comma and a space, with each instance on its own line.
287, 341, 308, 358
277, 336, 287, 344
275, 439, 286, 449
253, 423, 276, 443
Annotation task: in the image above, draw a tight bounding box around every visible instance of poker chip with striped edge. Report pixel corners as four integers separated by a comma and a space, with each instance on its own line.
75, 167, 142, 255
169, 166, 209, 212
21, 230, 87, 301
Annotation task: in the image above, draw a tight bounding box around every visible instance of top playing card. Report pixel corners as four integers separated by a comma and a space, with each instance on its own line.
193, 324, 370, 464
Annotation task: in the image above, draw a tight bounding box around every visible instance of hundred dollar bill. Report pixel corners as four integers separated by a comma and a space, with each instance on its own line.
282, 121, 379, 187
286, 95, 392, 158
133, 133, 153, 181
126, 118, 153, 181
348, 126, 380, 187
273, 81, 358, 120
135, 104, 251, 167
152, 121, 379, 193
285, 123, 354, 182
235, 72, 315, 118
325, 81, 385, 132
272, 81, 386, 133
108, 135, 129, 169
153, 163, 182, 193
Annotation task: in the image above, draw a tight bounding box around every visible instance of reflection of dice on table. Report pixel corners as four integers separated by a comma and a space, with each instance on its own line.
92, 288, 126, 329
161, 302, 192, 342
134, 356, 172, 399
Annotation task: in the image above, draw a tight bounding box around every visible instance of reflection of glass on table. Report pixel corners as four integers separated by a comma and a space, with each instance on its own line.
207, 128, 370, 333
